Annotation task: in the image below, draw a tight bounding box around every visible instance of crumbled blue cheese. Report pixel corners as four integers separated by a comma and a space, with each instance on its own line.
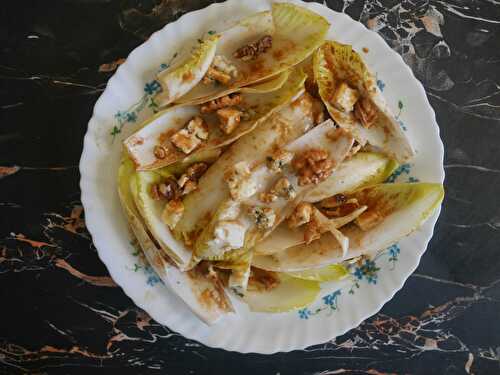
330, 82, 360, 112
272, 177, 296, 200
248, 206, 276, 230
207, 220, 246, 252
229, 264, 251, 297
224, 161, 258, 201
266, 149, 294, 171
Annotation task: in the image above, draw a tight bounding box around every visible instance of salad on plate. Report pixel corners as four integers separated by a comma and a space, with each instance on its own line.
118, 3, 444, 324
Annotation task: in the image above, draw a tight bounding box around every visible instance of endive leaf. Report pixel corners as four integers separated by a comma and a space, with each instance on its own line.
174, 91, 320, 240
124, 69, 307, 171
156, 148, 221, 177
240, 70, 290, 94
177, 69, 290, 106
253, 183, 444, 272
194, 120, 354, 260
172, 11, 275, 104
254, 205, 366, 256
155, 35, 219, 107
243, 270, 320, 313
287, 264, 349, 282
164, 262, 234, 325
134, 170, 193, 269
174, 4, 329, 104
118, 157, 170, 278
253, 152, 394, 255
305, 152, 398, 203
314, 41, 414, 163
119, 158, 233, 324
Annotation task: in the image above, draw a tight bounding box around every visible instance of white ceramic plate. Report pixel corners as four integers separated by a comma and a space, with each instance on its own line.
80, 0, 444, 354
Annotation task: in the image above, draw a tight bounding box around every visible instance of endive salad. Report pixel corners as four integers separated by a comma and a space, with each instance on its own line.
119, 3, 444, 324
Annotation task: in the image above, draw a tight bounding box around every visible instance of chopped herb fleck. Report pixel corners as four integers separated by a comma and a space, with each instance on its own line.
110, 126, 121, 136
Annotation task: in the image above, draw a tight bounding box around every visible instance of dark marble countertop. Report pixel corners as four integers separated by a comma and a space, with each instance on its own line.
2, 1, 500, 374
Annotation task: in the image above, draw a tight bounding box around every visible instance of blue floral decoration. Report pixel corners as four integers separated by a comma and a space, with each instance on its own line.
376, 79, 385, 92
387, 244, 401, 269
144, 80, 161, 95
386, 163, 411, 183
298, 290, 342, 319
129, 246, 163, 288
145, 265, 162, 287
353, 267, 364, 280
398, 119, 408, 131
110, 60, 179, 141
298, 308, 312, 320
298, 244, 402, 319
322, 290, 341, 307
354, 259, 380, 285
125, 112, 137, 123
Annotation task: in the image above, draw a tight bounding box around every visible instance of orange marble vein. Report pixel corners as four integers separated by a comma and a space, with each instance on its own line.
55, 259, 117, 287
99, 58, 126, 73
0, 166, 20, 179
63, 206, 86, 233
13, 233, 55, 248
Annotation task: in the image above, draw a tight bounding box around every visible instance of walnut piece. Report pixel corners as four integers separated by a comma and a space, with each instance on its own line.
200, 93, 242, 113
150, 184, 162, 201
248, 206, 276, 230
319, 197, 360, 218
170, 116, 208, 154
181, 180, 198, 195
354, 97, 378, 128
288, 202, 313, 228
233, 35, 273, 61
292, 149, 335, 186
259, 192, 278, 203
217, 107, 242, 135
203, 66, 231, 85
186, 162, 208, 180
157, 178, 180, 201
177, 162, 208, 196
266, 149, 294, 172
154, 145, 167, 160
203, 55, 238, 85
330, 82, 360, 112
